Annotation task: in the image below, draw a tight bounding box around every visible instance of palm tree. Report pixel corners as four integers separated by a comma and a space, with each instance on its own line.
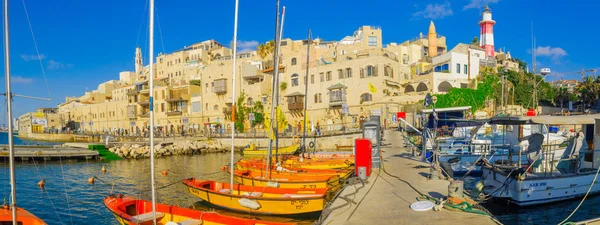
576, 76, 600, 111
555, 87, 570, 109
257, 40, 275, 58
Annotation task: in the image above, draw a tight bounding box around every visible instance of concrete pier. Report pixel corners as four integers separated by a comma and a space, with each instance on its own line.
322, 130, 496, 225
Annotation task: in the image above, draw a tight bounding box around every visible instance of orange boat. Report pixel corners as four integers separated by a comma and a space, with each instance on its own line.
182, 179, 328, 215
279, 153, 354, 161
235, 160, 353, 179
104, 194, 294, 225
0, 206, 45, 225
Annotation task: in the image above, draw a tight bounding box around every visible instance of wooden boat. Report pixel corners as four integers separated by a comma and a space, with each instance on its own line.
240, 158, 353, 170
279, 153, 354, 161
225, 168, 342, 191
182, 179, 328, 215
0, 206, 46, 225
242, 144, 300, 157
104, 194, 294, 225
235, 160, 353, 179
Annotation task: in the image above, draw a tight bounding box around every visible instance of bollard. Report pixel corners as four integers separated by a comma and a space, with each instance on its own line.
448, 180, 464, 199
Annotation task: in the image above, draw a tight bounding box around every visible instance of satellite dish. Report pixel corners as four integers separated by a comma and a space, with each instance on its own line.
540, 68, 551, 76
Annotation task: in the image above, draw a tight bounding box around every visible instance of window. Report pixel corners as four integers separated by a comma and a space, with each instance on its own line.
262, 96, 267, 105
291, 74, 299, 87
366, 65, 375, 77
329, 90, 345, 102
314, 94, 318, 103
161, 103, 165, 112
338, 69, 343, 79
360, 93, 373, 103
326, 71, 332, 81
247, 97, 253, 105
281, 41, 287, 46
341, 50, 346, 55
318, 93, 322, 103
464, 65, 468, 74
434, 64, 449, 72
456, 63, 461, 74
346, 68, 352, 78
320, 73, 324, 82
291, 58, 297, 65
384, 66, 393, 77
311, 75, 314, 84
191, 101, 201, 112
368, 36, 377, 46
214, 105, 219, 111
303, 76, 307, 85
402, 54, 409, 64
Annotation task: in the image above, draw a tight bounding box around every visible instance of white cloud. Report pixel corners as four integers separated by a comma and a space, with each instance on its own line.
535, 46, 568, 61
47, 60, 73, 69
464, 0, 499, 10
413, 2, 453, 20
12, 76, 33, 84
236, 40, 259, 53
20, 54, 46, 61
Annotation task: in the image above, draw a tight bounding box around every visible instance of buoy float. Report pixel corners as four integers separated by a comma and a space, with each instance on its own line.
162, 170, 168, 175
37, 179, 45, 189
101, 166, 107, 173
221, 166, 227, 171
88, 177, 95, 184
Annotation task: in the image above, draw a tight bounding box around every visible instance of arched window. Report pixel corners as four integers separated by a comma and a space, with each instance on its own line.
360, 93, 372, 103
404, 85, 415, 93
384, 65, 393, 78
214, 53, 221, 59
291, 74, 299, 87
438, 81, 453, 93
213, 105, 219, 111
416, 83, 428, 92
291, 58, 297, 65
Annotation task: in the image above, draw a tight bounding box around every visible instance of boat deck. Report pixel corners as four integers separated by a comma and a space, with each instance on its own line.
0, 145, 99, 161
322, 130, 496, 225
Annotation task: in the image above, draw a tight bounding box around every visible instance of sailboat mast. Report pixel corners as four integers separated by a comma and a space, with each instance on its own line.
3, 0, 17, 223
274, 6, 285, 162
265, 0, 281, 179
229, 0, 240, 194
148, 0, 157, 223
301, 29, 311, 161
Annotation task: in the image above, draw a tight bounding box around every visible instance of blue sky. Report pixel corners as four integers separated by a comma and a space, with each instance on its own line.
1, 0, 598, 125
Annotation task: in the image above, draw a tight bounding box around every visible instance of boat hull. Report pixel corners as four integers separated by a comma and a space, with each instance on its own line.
235, 161, 353, 179
0, 207, 46, 225
482, 166, 600, 206
183, 179, 326, 215
104, 195, 293, 225
243, 145, 300, 157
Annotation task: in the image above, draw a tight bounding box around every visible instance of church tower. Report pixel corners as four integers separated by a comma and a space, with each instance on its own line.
135, 47, 143, 74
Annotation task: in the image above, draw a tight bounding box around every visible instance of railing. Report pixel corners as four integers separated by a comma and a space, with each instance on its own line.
166, 111, 182, 116
288, 102, 304, 110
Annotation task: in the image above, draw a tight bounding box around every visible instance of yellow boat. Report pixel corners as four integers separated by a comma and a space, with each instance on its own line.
240, 158, 354, 170
234, 160, 354, 180
182, 178, 327, 215
226, 168, 343, 191
242, 144, 300, 157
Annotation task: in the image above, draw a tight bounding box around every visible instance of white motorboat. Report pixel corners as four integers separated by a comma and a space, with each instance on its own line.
481, 115, 600, 206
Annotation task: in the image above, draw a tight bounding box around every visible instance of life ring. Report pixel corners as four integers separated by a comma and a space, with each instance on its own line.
309, 141, 315, 149
292, 135, 300, 144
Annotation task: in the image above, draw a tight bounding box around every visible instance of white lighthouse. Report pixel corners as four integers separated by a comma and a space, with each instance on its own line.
479, 5, 496, 57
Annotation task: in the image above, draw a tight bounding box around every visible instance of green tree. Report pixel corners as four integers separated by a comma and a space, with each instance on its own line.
250, 101, 265, 127
555, 87, 571, 109
234, 92, 248, 132
470, 37, 479, 46
576, 76, 600, 109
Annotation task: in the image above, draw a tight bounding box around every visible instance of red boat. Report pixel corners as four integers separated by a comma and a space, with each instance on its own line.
0, 206, 45, 225
104, 194, 296, 225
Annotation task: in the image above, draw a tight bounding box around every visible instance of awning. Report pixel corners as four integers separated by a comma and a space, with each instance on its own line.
438, 119, 489, 127
285, 91, 305, 97
327, 83, 347, 90
489, 117, 535, 125
133, 80, 148, 86
528, 115, 600, 125
262, 65, 285, 73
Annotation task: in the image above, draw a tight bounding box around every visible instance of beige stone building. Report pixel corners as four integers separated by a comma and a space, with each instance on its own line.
47, 23, 499, 134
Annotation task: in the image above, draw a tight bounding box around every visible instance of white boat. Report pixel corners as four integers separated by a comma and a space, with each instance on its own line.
481, 115, 600, 206
430, 119, 568, 175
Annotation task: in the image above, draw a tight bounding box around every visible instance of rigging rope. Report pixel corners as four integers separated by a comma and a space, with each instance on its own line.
558, 167, 600, 225
31, 158, 64, 224
58, 157, 74, 225
20, 0, 51, 99
135, 0, 149, 48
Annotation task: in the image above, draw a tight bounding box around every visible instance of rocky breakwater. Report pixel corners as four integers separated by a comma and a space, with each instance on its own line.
108, 139, 237, 159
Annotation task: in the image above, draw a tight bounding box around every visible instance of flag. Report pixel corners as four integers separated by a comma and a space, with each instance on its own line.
368, 83, 377, 93
423, 93, 433, 107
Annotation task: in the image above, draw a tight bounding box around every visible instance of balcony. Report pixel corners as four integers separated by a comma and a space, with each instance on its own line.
285, 92, 305, 111
328, 84, 346, 108
166, 111, 182, 116
139, 112, 150, 118
138, 100, 150, 106
222, 106, 232, 115
127, 90, 139, 95
213, 79, 227, 94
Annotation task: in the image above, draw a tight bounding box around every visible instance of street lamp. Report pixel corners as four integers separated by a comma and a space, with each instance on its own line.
533, 68, 551, 110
